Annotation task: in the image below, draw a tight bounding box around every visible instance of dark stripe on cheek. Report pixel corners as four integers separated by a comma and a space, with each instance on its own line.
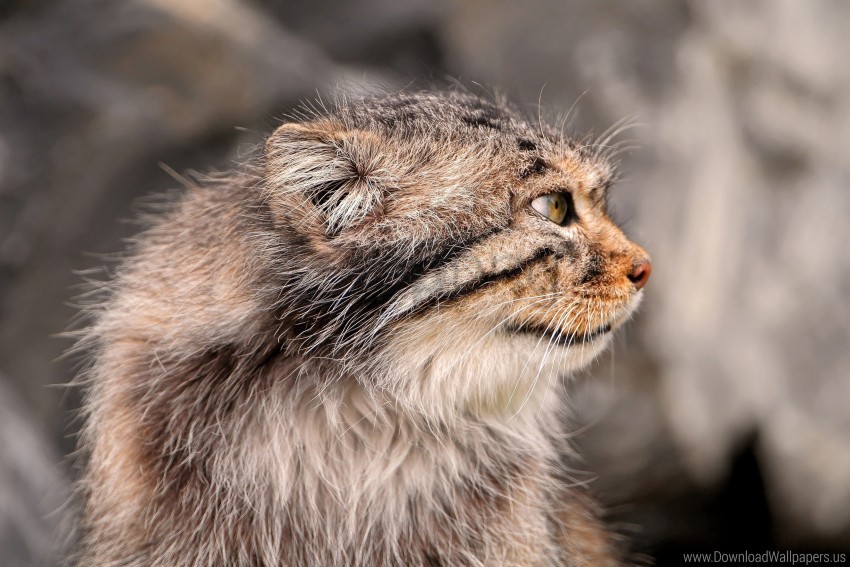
404, 245, 560, 318
357, 226, 506, 307
398, 227, 503, 284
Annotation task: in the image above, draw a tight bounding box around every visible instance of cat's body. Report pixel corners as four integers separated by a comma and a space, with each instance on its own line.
75, 91, 650, 566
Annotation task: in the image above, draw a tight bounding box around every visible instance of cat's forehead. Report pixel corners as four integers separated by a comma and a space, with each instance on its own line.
340, 91, 542, 139
329, 91, 614, 198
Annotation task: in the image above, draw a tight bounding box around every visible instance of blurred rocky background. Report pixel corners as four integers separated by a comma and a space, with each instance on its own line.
1, 0, 848, 565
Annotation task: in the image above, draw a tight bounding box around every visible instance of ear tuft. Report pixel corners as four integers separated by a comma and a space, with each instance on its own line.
264, 122, 391, 236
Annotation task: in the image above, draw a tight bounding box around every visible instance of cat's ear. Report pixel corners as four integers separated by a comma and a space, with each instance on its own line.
264, 121, 391, 236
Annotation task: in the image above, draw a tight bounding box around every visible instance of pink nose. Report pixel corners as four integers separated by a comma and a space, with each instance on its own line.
628, 258, 651, 291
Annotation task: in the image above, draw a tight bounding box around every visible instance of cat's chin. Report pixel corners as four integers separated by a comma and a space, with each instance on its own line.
505, 327, 614, 374
503, 321, 613, 347
502, 289, 644, 353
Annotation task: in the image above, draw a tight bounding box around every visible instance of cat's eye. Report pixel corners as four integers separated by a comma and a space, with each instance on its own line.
530, 193, 571, 226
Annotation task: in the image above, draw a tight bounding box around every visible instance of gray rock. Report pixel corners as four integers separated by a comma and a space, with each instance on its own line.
644, 0, 850, 543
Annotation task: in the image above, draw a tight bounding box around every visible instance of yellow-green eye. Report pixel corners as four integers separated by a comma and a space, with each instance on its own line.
530, 192, 571, 226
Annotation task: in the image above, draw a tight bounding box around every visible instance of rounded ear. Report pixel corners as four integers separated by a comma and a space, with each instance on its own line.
264, 121, 391, 237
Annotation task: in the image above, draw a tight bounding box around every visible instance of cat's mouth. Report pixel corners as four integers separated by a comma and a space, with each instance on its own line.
504, 321, 613, 346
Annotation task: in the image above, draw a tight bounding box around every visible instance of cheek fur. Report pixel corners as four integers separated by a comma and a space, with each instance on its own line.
370, 301, 614, 418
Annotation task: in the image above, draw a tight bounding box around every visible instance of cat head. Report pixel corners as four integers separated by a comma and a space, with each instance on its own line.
263, 90, 650, 417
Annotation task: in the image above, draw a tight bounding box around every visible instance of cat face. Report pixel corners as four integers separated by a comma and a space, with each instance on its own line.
264, 91, 650, 416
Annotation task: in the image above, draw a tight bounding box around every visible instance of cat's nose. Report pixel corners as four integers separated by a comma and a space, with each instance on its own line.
628, 258, 651, 291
